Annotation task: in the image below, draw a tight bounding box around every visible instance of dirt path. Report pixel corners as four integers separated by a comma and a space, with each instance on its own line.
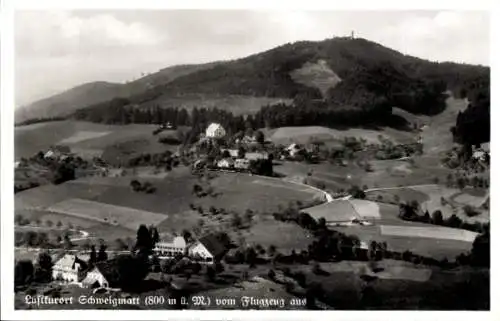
15, 224, 90, 242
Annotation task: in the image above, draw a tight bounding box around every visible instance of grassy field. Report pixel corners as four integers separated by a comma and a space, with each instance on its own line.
266, 124, 416, 146
409, 185, 490, 223
144, 93, 292, 115
366, 188, 430, 204
15, 120, 177, 162
379, 225, 478, 242
330, 224, 473, 260
349, 199, 381, 219
232, 217, 315, 252
290, 59, 342, 97
46, 198, 168, 230
306, 200, 358, 222
193, 172, 321, 214
16, 170, 319, 251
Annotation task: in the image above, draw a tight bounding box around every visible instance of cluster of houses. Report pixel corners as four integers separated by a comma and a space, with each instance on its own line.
50, 233, 230, 290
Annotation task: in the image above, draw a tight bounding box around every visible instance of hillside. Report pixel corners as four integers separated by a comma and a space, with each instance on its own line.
18, 37, 490, 144
15, 62, 220, 123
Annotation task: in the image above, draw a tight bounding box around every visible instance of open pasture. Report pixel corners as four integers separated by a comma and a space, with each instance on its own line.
15, 182, 111, 210
252, 178, 320, 196
46, 198, 168, 230
268, 125, 415, 146
195, 172, 320, 214
410, 185, 490, 223
315, 260, 432, 282
380, 225, 478, 242
147, 93, 292, 116
232, 217, 315, 252
450, 190, 489, 208
15, 120, 176, 161
329, 223, 474, 260
366, 187, 430, 204
306, 200, 359, 222
349, 199, 381, 219
58, 130, 111, 144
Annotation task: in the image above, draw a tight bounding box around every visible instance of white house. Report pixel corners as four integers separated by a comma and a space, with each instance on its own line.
217, 158, 234, 169
51, 254, 89, 284
245, 152, 268, 161
153, 236, 187, 259
44, 145, 71, 160
205, 123, 226, 139
234, 158, 250, 170
81, 261, 121, 289
285, 143, 302, 157
81, 267, 110, 289
188, 234, 229, 264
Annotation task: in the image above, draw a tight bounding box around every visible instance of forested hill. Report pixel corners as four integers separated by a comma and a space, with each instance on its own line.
15, 62, 220, 123
19, 37, 490, 143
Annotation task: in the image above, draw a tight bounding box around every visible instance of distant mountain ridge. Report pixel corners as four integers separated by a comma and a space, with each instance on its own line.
15, 62, 221, 123
17, 37, 489, 131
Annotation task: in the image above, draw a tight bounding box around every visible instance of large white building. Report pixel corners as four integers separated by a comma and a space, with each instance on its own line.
51, 254, 89, 284
153, 236, 187, 259
205, 123, 226, 139
188, 234, 230, 264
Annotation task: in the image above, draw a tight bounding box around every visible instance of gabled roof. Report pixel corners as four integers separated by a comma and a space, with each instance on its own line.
206, 123, 224, 132
90, 261, 121, 288
53, 253, 89, 270
51, 145, 71, 153
197, 233, 230, 259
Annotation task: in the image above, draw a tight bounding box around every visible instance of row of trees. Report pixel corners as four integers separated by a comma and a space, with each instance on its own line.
15, 252, 54, 287
398, 203, 488, 234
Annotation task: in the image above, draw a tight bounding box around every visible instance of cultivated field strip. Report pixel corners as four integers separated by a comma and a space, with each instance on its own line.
252, 179, 318, 194
349, 199, 381, 219
380, 225, 478, 242
306, 200, 360, 222
46, 198, 167, 230
58, 130, 111, 144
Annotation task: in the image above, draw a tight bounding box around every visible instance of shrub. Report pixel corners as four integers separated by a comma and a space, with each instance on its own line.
463, 205, 480, 217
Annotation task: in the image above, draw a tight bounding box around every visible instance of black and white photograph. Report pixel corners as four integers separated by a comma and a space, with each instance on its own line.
0, 2, 496, 319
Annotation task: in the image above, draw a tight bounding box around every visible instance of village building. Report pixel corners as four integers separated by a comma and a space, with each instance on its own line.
81, 262, 120, 289
188, 234, 230, 264
234, 158, 250, 170
222, 149, 239, 158
44, 145, 72, 160
217, 158, 234, 169
205, 123, 226, 139
285, 143, 302, 158
153, 236, 187, 259
245, 152, 268, 161
51, 254, 89, 284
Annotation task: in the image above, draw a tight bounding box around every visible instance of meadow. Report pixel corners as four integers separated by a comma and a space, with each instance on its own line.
14, 120, 178, 162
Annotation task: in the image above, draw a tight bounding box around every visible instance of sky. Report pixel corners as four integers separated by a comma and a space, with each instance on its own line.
15, 10, 490, 107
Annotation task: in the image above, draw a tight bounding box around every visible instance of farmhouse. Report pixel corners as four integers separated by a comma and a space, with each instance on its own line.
234, 158, 250, 170
188, 233, 230, 264
205, 123, 226, 139
52, 254, 89, 284
222, 149, 239, 158
44, 145, 71, 160
81, 262, 120, 289
217, 158, 234, 169
285, 143, 302, 157
245, 152, 268, 161
153, 236, 187, 259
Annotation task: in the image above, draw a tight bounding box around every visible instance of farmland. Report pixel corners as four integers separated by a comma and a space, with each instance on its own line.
14, 120, 179, 163
47, 198, 168, 230
266, 122, 415, 146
